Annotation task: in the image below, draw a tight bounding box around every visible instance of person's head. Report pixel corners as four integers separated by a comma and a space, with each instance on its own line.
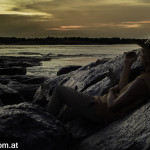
137, 39, 150, 70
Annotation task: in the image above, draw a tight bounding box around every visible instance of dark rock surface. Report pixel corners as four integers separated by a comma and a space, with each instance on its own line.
0, 67, 26, 75
33, 54, 141, 106
6, 75, 49, 101
0, 83, 25, 105
0, 102, 71, 150
57, 65, 82, 76
0, 54, 49, 102
1, 49, 150, 150
34, 56, 132, 105
32, 50, 150, 150
0, 56, 42, 68
0, 55, 51, 68
79, 99, 150, 150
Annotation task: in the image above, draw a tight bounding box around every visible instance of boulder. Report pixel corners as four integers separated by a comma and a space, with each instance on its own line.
79, 99, 150, 150
7, 62, 33, 67
8, 75, 48, 84
32, 50, 150, 150
1, 50, 150, 150
33, 53, 141, 107
7, 81, 40, 101
0, 76, 10, 85
0, 83, 25, 105
0, 67, 26, 75
6, 75, 49, 101
0, 102, 71, 150
0, 56, 43, 68
57, 65, 82, 76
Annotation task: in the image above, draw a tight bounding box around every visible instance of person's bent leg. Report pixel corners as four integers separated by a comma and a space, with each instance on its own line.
53, 86, 104, 124
47, 86, 65, 117
47, 85, 104, 124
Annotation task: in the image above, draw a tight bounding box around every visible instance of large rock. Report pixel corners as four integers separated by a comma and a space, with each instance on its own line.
0, 102, 71, 150
0, 55, 51, 69
32, 50, 150, 150
79, 99, 150, 150
7, 81, 40, 101
0, 50, 149, 150
0, 83, 25, 105
6, 75, 49, 101
57, 65, 82, 76
33, 53, 141, 107
0, 67, 26, 75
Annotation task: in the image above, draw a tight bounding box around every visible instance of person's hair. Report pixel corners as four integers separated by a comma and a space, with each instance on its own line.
142, 48, 150, 56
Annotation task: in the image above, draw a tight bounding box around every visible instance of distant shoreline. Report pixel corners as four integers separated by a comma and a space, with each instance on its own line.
0, 37, 147, 45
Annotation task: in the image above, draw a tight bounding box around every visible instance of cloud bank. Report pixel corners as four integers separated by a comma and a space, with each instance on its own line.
0, 0, 150, 38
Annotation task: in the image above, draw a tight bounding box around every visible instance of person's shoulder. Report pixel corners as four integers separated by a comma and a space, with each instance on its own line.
128, 77, 149, 97
136, 73, 150, 79
136, 73, 150, 94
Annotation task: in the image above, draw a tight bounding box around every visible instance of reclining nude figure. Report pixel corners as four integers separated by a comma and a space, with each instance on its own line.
47, 39, 150, 124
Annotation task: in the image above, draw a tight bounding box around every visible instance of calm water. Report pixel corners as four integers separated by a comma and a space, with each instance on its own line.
0, 44, 140, 77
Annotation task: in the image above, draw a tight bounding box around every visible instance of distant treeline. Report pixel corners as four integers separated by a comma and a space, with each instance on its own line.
0, 37, 147, 45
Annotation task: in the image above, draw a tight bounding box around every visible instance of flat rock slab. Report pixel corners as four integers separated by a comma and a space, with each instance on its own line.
79, 99, 150, 150
0, 67, 26, 75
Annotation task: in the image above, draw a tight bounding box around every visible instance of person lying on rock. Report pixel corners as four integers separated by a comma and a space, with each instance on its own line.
47, 39, 150, 124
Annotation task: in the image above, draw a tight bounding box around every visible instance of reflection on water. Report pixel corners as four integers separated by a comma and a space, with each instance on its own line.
27, 57, 100, 77
0, 44, 140, 77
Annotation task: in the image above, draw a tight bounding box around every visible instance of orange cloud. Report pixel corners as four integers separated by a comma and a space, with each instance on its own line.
124, 21, 150, 24
47, 20, 150, 32
95, 20, 150, 28
91, 23, 140, 28
47, 25, 84, 31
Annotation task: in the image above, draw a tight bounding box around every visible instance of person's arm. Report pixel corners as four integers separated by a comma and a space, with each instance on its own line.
119, 51, 138, 91
118, 64, 131, 91
107, 78, 148, 112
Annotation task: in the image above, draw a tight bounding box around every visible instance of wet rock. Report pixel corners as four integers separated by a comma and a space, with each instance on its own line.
7, 81, 40, 101
7, 62, 33, 67
32, 50, 149, 150
34, 53, 141, 106
79, 99, 150, 150
8, 75, 49, 85
57, 65, 82, 76
0, 67, 26, 75
6, 75, 49, 101
18, 52, 42, 55
0, 56, 42, 68
0, 76, 10, 85
33, 55, 127, 106
0, 83, 25, 105
0, 49, 149, 150
33, 75, 69, 107
0, 102, 71, 150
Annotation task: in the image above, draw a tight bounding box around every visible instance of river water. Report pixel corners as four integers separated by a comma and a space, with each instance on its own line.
0, 44, 140, 77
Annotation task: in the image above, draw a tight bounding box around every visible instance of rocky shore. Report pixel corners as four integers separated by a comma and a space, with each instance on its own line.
0, 51, 150, 150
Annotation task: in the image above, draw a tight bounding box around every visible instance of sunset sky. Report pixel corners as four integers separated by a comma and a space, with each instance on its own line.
1, 0, 150, 38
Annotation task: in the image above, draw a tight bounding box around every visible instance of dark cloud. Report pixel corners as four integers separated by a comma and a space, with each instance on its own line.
0, 14, 48, 37
10, 7, 21, 11
138, 0, 150, 3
